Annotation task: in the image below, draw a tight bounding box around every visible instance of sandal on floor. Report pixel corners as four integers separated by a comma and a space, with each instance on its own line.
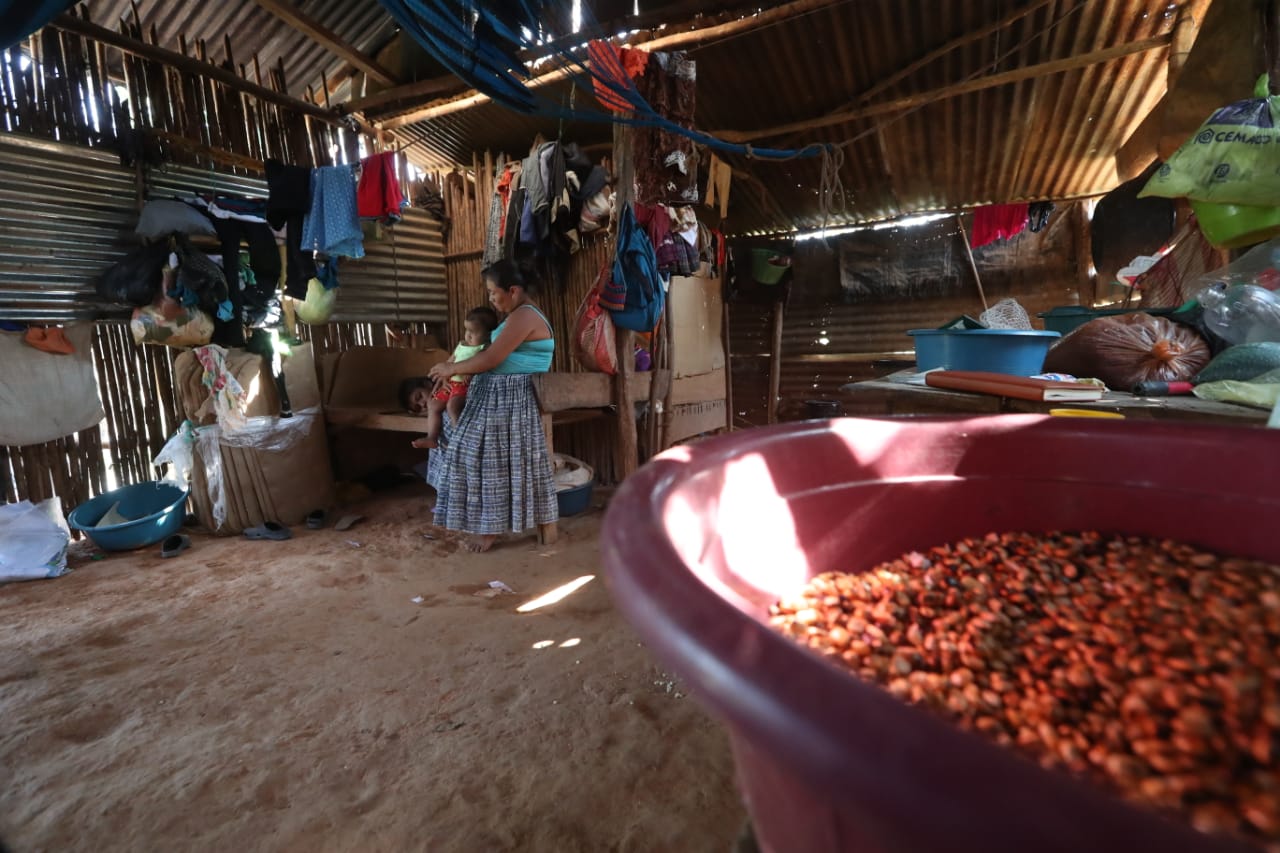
305, 509, 327, 530
160, 534, 191, 558
243, 521, 292, 541
334, 514, 364, 532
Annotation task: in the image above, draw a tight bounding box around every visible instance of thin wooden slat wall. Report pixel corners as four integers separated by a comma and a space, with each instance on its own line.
441, 157, 622, 482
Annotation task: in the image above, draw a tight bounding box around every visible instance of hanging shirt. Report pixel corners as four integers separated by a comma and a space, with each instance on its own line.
970, 204, 1030, 249
357, 152, 406, 224
301, 165, 364, 258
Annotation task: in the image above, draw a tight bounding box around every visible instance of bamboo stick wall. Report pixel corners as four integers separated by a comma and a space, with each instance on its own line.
0, 13, 371, 174
440, 156, 623, 482
0, 18, 419, 518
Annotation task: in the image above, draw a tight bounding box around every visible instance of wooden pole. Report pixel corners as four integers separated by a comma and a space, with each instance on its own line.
612, 122, 640, 479
767, 299, 784, 424
721, 281, 734, 432
955, 214, 990, 313
1075, 202, 1097, 308
716, 35, 1173, 143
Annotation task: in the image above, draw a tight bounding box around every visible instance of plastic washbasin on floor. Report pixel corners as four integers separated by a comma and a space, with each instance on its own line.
600, 416, 1279, 853
69, 481, 188, 551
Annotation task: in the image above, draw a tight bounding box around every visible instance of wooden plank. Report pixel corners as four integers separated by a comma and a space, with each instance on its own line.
666, 401, 728, 445
841, 378, 1269, 424
531, 372, 651, 412
325, 407, 425, 432
671, 369, 727, 406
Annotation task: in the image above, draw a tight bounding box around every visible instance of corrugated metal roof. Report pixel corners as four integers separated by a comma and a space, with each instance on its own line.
74, 0, 1187, 235
83, 0, 399, 99
387, 0, 1181, 234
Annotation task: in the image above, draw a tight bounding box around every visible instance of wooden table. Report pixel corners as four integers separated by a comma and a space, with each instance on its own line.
840, 374, 1269, 426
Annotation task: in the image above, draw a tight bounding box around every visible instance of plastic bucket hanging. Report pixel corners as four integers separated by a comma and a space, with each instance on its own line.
750, 248, 792, 285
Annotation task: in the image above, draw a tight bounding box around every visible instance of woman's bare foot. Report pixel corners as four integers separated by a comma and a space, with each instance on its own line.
464, 534, 497, 553
411, 436, 438, 449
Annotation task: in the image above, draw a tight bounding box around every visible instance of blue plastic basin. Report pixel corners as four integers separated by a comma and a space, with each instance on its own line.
556, 482, 595, 517
908, 329, 1061, 376
68, 481, 189, 551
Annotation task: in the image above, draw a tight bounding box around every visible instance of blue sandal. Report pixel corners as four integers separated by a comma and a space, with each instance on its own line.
243, 521, 292, 541
160, 534, 191, 558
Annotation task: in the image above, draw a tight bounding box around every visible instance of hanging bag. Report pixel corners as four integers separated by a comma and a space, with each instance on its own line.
574, 262, 619, 374
130, 265, 214, 347
606, 202, 666, 333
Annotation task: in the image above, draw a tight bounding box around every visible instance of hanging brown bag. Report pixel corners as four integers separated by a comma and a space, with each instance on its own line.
574, 262, 619, 374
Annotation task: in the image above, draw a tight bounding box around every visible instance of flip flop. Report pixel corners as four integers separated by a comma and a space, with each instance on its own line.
306, 509, 327, 530
160, 534, 191, 558
243, 521, 292, 541
334, 514, 364, 532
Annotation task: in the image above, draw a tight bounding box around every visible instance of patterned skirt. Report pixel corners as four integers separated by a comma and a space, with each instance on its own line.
430, 373, 558, 535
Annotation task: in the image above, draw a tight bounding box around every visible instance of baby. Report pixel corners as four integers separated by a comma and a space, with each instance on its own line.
409, 306, 498, 449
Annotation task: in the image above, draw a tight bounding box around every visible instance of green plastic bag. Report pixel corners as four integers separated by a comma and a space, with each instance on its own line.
294, 277, 337, 325
1193, 376, 1280, 409
1141, 75, 1280, 207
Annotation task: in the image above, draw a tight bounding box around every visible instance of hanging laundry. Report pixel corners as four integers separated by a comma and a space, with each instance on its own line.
0, 323, 103, 446
211, 218, 282, 330
705, 154, 732, 218
587, 40, 649, 113
969, 203, 1030, 249
266, 159, 317, 300
481, 157, 509, 267
193, 344, 248, 431
634, 51, 698, 205
301, 165, 365, 259
357, 152, 407, 224
1027, 201, 1055, 233
190, 195, 271, 224
635, 203, 698, 276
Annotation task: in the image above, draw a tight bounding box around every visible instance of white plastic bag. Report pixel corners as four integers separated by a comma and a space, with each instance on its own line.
0, 499, 71, 583
195, 408, 324, 530
153, 421, 198, 485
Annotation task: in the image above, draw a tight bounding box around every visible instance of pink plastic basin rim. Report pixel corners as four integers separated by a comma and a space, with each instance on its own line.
601, 415, 1277, 853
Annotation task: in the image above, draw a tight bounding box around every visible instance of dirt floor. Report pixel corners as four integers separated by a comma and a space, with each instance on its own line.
0, 486, 745, 852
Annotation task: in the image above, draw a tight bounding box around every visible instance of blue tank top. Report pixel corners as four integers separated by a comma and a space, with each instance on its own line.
491, 305, 555, 374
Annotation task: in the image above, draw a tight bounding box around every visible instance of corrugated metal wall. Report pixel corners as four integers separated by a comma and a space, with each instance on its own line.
149, 164, 448, 324
729, 208, 1083, 424
0, 134, 136, 321
0, 144, 447, 325
336, 208, 448, 324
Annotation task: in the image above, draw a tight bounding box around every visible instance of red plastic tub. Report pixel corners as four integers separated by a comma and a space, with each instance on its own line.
601, 416, 1280, 853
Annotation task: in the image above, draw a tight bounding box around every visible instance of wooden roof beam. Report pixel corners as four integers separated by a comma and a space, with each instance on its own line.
716, 34, 1174, 144
246, 0, 398, 86
340, 0, 775, 118
380, 0, 846, 129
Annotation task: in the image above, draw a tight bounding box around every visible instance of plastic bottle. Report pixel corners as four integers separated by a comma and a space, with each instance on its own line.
1196, 283, 1280, 344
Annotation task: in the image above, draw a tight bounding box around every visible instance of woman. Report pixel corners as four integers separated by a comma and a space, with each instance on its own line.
426, 260, 557, 552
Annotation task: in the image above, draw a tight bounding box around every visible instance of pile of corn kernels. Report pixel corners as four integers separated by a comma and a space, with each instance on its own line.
770, 531, 1280, 848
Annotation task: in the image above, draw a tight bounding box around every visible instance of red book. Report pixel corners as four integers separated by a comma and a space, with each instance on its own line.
925, 370, 1104, 402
